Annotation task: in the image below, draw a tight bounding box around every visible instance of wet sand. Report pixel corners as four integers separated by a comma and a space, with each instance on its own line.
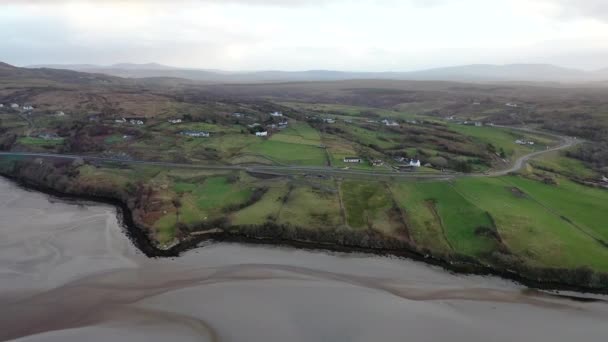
1, 178, 607, 342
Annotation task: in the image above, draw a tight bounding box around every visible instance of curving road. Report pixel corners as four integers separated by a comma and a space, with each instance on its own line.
0, 127, 580, 180
486, 132, 581, 177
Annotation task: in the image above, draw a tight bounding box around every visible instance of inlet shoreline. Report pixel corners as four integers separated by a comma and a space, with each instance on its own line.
2, 173, 608, 296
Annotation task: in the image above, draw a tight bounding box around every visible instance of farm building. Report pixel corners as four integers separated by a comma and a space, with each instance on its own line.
409, 159, 421, 167
38, 133, 61, 140
256, 131, 268, 137
10, 103, 19, 109
168, 118, 182, 124
343, 157, 361, 163
371, 159, 384, 167
270, 111, 283, 117
23, 105, 34, 111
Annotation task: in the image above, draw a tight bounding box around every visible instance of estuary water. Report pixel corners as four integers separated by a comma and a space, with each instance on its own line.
0, 178, 607, 342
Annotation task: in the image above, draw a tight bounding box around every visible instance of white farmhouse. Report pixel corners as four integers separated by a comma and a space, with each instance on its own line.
168, 118, 182, 124
256, 131, 268, 137
343, 157, 362, 163
270, 111, 283, 117
409, 159, 421, 167
10, 103, 19, 109
23, 105, 34, 111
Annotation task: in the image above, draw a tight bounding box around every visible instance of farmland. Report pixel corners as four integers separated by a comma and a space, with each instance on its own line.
2, 67, 608, 290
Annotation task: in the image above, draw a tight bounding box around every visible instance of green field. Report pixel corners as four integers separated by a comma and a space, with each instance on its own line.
448, 125, 539, 158
247, 140, 327, 166
270, 122, 321, 146
341, 181, 398, 233
505, 176, 608, 243
231, 183, 289, 225
17, 137, 64, 146
393, 181, 499, 257
530, 150, 598, 179
452, 177, 608, 271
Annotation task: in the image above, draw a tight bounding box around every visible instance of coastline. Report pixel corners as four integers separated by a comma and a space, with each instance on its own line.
2, 173, 608, 296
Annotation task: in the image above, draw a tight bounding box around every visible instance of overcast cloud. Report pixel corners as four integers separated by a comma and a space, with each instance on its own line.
1, 0, 607, 71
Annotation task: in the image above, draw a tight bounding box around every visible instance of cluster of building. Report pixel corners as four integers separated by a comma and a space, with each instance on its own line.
37, 132, 62, 140
381, 119, 399, 127
342, 156, 421, 168
115, 118, 145, 125
515, 139, 535, 145
181, 131, 210, 137
0, 103, 34, 111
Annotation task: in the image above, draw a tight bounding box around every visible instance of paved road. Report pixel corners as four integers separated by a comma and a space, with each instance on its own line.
0, 127, 580, 180
0, 151, 454, 180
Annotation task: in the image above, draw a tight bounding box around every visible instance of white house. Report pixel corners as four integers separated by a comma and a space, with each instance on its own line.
130, 119, 144, 125
270, 111, 283, 117
474, 122, 483, 127
23, 105, 34, 111
256, 131, 268, 137
343, 157, 361, 163
55, 111, 65, 117
323, 118, 336, 124
168, 118, 182, 124
0, 104, 4, 108
409, 159, 421, 167
505, 102, 519, 108
10, 103, 19, 109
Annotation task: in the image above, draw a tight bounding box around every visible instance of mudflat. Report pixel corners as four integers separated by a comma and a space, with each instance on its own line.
1, 178, 607, 342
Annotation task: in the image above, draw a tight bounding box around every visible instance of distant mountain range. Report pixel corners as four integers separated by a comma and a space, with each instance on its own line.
19, 62, 608, 84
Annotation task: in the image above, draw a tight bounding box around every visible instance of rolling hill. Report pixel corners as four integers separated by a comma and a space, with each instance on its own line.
24, 63, 608, 84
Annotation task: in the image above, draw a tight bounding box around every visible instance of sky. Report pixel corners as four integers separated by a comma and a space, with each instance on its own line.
1, 0, 608, 71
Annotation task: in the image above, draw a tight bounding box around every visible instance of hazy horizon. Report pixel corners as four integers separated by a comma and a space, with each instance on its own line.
2, 0, 608, 72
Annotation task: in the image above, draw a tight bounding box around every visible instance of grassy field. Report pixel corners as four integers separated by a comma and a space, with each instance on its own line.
341, 180, 399, 233
448, 125, 534, 158
530, 150, 598, 179
452, 177, 608, 272
270, 122, 321, 146
392, 181, 499, 257
278, 184, 343, 229
505, 176, 608, 243
231, 182, 289, 225
175, 176, 253, 212
17, 137, 64, 146
246, 140, 328, 166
